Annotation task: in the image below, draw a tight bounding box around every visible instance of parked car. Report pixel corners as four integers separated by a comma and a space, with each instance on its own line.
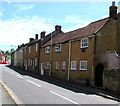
0, 62, 7, 64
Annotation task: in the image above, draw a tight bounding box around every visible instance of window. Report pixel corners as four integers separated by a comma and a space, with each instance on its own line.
55, 44, 61, 52
62, 61, 66, 70
80, 38, 88, 48
29, 46, 31, 54
55, 62, 59, 70
35, 57, 37, 66
71, 61, 77, 70
45, 62, 50, 69
36, 43, 38, 52
79, 61, 87, 71
45, 46, 50, 53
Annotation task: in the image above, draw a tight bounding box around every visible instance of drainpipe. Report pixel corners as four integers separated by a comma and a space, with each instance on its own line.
67, 41, 71, 81
49, 33, 52, 77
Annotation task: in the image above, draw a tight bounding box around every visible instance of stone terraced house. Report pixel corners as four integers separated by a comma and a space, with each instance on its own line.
11, 2, 120, 93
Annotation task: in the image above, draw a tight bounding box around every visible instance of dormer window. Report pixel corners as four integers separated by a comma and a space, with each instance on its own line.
45, 46, 50, 53
55, 44, 61, 52
80, 38, 88, 48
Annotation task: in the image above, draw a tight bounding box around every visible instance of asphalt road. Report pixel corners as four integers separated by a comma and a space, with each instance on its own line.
1, 65, 119, 105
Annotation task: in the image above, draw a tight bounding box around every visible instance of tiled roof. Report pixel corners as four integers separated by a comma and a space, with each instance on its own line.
44, 17, 109, 47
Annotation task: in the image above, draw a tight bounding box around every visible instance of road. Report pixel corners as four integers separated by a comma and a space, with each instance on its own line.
0, 64, 119, 105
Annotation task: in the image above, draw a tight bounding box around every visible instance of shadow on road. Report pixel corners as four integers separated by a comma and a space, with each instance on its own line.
6, 65, 92, 95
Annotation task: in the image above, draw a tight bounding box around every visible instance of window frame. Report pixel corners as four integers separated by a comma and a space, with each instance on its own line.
79, 60, 87, 71
45, 62, 50, 69
55, 62, 59, 70
55, 44, 61, 52
45, 46, 50, 54
62, 61, 66, 71
80, 38, 88, 49
70, 61, 77, 70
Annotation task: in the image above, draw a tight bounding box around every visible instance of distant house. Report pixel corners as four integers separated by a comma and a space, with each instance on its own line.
0, 49, 5, 63
22, 25, 63, 74
40, 2, 120, 93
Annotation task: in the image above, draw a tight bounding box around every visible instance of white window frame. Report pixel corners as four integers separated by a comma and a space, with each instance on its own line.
62, 61, 66, 70
79, 61, 87, 71
35, 57, 37, 66
71, 61, 77, 70
45, 46, 50, 54
55, 44, 61, 52
80, 38, 88, 48
45, 62, 50, 69
55, 62, 59, 70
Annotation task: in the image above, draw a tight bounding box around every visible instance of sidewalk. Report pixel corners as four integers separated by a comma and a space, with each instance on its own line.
0, 83, 16, 105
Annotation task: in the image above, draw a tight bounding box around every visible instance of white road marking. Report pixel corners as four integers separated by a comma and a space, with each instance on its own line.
49, 91, 79, 104
27, 80, 41, 88
16, 75, 23, 79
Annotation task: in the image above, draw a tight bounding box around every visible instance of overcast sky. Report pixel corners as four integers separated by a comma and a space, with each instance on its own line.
0, 0, 120, 51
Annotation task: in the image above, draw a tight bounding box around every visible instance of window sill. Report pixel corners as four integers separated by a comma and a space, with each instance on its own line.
79, 69, 87, 71
80, 47, 88, 49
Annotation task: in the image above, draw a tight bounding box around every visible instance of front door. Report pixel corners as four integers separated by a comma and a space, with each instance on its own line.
41, 63, 44, 75
95, 64, 104, 87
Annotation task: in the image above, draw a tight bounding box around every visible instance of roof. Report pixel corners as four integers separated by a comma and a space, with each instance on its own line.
44, 17, 109, 47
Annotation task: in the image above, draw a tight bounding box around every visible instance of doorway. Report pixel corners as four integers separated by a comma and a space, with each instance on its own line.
95, 64, 104, 87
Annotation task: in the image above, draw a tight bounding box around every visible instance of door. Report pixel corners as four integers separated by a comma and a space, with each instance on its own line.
41, 63, 44, 75
95, 64, 104, 87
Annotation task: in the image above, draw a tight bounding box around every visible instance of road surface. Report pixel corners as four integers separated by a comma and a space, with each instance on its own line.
1, 65, 119, 105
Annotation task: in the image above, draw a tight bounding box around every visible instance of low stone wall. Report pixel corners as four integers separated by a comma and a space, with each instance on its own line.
103, 69, 120, 93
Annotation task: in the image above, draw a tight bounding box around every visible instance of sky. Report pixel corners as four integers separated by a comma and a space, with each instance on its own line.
0, 0, 120, 51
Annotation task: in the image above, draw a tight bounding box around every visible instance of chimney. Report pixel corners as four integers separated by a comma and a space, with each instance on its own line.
55, 25, 61, 33
35, 34, 38, 39
109, 1, 117, 19
41, 31, 46, 38
29, 38, 34, 42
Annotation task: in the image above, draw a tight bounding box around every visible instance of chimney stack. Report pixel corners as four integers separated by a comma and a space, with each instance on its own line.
55, 25, 61, 32
35, 34, 38, 39
41, 31, 46, 38
109, 1, 117, 19
29, 38, 34, 42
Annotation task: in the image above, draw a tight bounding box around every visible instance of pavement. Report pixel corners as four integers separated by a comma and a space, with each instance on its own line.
0, 82, 16, 105
6, 65, 120, 102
